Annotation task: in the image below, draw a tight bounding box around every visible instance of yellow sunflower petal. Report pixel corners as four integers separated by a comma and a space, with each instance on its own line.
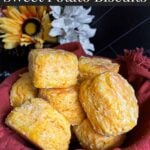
4, 6, 25, 24
8, 6, 25, 19
19, 6, 32, 17
0, 33, 20, 49
21, 34, 32, 39
20, 34, 33, 46
1, 34, 20, 43
21, 39, 32, 43
0, 18, 21, 34
0, 22, 21, 34
0, 6, 50, 49
4, 42, 18, 49
42, 14, 57, 43
21, 34, 43, 48
37, 6, 47, 19
27, 6, 37, 17
34, 37, 43, 43
21, 34, 33, 42
2, 10, 10, 18
20, 42, 31, 47
34, 37, 44, 48
0, 18, 20, 26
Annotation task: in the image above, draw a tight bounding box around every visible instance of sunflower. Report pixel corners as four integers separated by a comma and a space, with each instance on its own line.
0, 6, 57, 49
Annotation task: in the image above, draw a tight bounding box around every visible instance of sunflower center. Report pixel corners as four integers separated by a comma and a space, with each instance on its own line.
22, 18, 41, 36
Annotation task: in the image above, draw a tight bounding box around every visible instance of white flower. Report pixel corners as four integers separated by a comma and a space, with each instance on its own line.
49, 6, 96, 56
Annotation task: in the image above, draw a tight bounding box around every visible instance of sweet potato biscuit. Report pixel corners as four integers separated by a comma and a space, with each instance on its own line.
39, 86, 85, 125
28, 49, 79, 88
73, 119, 125, 150
79, 56, 119, 81
10, 72, 38, 107
79, 72, 138, 136
5, 98, 71, 150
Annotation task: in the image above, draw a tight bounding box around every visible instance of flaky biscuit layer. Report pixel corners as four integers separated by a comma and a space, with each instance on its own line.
73, 119, 125, 150
79, 72, 138, 136
79, 56, 119, 81
10, 72, 37, 107
39, 86, 85, 125
29, 49, 79, 88
6, 98, 71, 150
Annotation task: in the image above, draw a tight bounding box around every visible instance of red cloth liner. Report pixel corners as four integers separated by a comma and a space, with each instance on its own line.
0, 43, 149, 150
55, 42, 87, 57
0, 68, 31, 150
114, 48, 150, 150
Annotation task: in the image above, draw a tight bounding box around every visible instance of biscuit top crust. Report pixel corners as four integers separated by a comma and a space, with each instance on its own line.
79, 56, 119, 74
80, 72, 139, 136
73, 119, 125, 150
28, 49, 79, 88
30, 48, 77, 57
5, 98, 71, 150
10, 72, 37, 107
39, 86, 85, 125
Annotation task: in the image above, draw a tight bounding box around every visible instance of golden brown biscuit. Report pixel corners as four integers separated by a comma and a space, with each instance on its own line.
5, 98, 71, 150
79, 56, 119, 81
73, 119, 125, 150
10, 72, 38, 107
39, 86, 85, 125
28, 49, 79, 88
79, 72, 138, 136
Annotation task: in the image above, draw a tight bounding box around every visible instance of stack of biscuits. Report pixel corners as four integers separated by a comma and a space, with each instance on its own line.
5, 49, 139, 150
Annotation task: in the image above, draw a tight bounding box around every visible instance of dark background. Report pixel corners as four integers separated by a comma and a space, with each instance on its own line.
0, 6, 150, 82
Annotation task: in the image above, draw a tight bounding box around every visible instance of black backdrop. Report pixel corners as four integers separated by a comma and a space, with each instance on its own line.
91, 6, 150, 57
0, 6, 150, 82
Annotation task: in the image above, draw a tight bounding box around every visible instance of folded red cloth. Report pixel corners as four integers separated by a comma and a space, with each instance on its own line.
0, 43, 150, 150
115, 48, 150, 150
0, 68, 31, 150
55, 42, 87, 57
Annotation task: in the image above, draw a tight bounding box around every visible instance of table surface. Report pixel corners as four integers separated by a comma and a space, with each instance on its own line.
0, 6, 150, 82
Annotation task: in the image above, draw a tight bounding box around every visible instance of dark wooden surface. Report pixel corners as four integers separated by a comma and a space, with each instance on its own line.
91, 6, 150, 57
0, 6, 150, 82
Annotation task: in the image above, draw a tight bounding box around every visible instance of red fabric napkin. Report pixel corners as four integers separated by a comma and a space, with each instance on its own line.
0, 68, 31, 150
0, 43, 150, 150
114, 48, 150, 150
55, 42, 87, 57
